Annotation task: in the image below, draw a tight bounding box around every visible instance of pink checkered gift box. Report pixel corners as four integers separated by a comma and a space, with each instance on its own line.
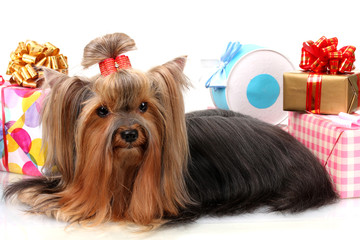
288, 112, 360, 198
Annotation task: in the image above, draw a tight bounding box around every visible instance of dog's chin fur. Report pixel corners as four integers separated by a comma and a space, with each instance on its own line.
4, 33, 339, 228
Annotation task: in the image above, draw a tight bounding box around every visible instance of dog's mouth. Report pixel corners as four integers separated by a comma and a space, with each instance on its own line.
113, 143, 134, 150
117, 142, 140, 149
113, 138, 145, 150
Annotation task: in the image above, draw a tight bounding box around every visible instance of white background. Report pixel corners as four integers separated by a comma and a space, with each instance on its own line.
1, 2, 360, 238
0, 0, 359, 112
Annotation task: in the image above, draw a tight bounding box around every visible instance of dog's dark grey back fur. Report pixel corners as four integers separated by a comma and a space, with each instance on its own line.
166, 109, 338, 224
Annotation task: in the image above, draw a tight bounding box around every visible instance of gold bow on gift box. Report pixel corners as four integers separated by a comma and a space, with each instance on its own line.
6, 41, 68, 88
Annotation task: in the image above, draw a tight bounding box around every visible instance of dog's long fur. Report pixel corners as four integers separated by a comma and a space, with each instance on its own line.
4, 33, 338, 227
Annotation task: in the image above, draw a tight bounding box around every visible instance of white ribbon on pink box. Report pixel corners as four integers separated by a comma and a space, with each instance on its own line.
322, 112, 360, 129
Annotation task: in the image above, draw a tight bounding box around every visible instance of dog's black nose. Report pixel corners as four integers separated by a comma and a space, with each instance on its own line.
120, 129, 138, 143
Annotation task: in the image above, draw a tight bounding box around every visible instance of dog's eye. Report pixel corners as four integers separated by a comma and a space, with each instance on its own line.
96, 106, 109, 118
139, 102, 148, 113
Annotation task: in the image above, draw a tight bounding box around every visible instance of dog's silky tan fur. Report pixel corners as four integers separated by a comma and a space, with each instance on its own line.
4, 33, 338, 228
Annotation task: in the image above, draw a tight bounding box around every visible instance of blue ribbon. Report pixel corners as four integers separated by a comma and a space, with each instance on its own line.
205, 42, 242, 88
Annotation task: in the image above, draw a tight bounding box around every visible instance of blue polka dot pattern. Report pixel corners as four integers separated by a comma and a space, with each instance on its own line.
246, 74, 280, 109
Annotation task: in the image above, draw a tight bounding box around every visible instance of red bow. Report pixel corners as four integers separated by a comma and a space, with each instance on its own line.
99, 55, 131, 76
299, 36, 356, 74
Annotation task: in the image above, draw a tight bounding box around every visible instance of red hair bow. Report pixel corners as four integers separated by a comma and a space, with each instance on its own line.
99, 55, 131, 76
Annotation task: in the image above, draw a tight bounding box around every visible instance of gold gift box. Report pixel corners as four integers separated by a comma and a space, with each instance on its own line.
283, 71, 360, 114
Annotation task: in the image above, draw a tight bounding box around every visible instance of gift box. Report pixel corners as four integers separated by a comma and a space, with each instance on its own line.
283, 71, 360, 114
288, 112, 360, 198
284, 36, 358, 115
0, 78, 45, 176
205, 42, 293, 125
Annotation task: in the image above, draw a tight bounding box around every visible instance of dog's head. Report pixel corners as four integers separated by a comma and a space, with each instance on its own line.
41, 33, 191, 225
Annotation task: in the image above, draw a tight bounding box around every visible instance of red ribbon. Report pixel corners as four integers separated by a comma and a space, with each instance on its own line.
99, 55, 131, 76
305, 73, 360, 114
306, 73, 322, 114
300, 36, 356, 74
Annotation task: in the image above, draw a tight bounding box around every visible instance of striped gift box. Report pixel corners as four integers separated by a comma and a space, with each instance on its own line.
288, 112, 360, 198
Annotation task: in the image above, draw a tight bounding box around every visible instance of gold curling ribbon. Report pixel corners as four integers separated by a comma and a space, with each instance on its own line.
12, 64, 23, 73
16, 42, 28, 55
20, 66, 31, 80
50, 56, 58, 69
45, 57, 51, 68
22, 54, 37, 64
6, 40, 69, 88
6, 61, 14, 75
35, 57, 47, 67
44, 42, 59, 56
22, 80, 37, 88
27, 41, 45, 56
10, 52, 19, 61
25, 64, 37, 78
12, 72, 24, 85
57, 54, 68, 69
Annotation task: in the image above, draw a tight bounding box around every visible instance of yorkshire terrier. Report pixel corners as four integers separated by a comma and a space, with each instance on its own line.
4, 33, 338, 227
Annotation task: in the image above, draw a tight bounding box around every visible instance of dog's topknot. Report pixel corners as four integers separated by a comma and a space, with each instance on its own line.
82, 32, 136, 69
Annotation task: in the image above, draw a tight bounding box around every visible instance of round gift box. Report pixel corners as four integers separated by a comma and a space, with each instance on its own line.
210, 44, 294, 125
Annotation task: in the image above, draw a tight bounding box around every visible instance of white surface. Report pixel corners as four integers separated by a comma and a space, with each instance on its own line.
1, 171, 360, 240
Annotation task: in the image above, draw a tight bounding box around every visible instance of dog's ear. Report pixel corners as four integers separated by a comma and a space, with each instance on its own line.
165, 55, 187, 72
43, 68, 69, 88
159, 56, 189, 88
141, 57, 191, 217
41, 72, 92, 183
148, 55, 190, 113
148, 55, 190, 95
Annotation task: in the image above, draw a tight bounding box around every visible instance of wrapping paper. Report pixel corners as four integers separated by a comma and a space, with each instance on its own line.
0, 81, 44, 176
283, 71, 360, 114
288, 112, 360, 198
